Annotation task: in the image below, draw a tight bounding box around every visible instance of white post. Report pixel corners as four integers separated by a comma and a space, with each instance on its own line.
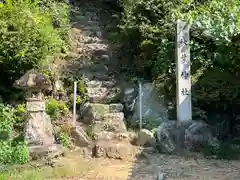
139, 82, 142, 130
176, 20, 192, 121
73, 81, 77, 126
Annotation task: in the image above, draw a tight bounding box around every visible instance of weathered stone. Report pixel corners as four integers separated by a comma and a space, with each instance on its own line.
93, 113, 126, 133
29, 144, 66, 160
13, 69, 51, 90
82, 103, 110, 123
26, 101, 45, 112
93, 73, 110, 81
90, 63, 108, 72
128, 131, 138, 144
86, 80, 116, 88
54, 80, 64, 92
100, 54, 110, 61
109, 103, 123, 112
96, 31, 102, 38
87, 43, 108, 55
87, 87, 120, 103
94, 131, 129, 142
131, 83, 168, 127
155, 120, 219, 153
71, 126, 91, 147
136, 129, 156, 147
93, 140, 134, 160
185, 121, 220, 151
86, 80, 102, 88
66, 52, 79, 59
122, 86, 138, 115
25, 111, 55, 146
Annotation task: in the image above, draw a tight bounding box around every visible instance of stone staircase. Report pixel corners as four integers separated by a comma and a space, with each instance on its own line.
68, 1, 135, 160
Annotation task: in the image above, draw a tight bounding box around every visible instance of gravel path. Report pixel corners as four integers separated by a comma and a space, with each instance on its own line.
55, 150, 240, 180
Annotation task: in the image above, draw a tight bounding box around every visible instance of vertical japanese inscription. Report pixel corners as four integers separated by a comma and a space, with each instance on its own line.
176, 20, 192, 121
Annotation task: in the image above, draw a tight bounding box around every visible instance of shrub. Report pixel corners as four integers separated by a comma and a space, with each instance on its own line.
0, 0, 70, 100
11, 142, 29, 164
0, 104, 29, 165
0, 141, 29, 165
118, 0, 240, 123
13, 104, 27, 132
46, 98, 69, 120
0, 141, 13, 164
0, 104, 14, 140
56, 132, 71, 148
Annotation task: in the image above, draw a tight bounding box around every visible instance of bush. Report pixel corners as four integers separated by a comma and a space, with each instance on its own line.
0, 104, 14, 140
0, 104, 29, 165
0, 141, 13, 164
13, 104, 27, 132
118, 0, 240, 122
0, 0, 70, 100
56, 132, 71, 148
46, 98, 69, 120
11, 142, 29, 164
0, 141, 29, 165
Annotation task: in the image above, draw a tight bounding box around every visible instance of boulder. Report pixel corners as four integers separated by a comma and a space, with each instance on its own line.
136, 129, 156, 147
29, 144, 66, 160
155, 120, 219, 154
93, 140, 134, 160
127, 83, 168, 128
93, 112, 127, 134
71, 126, 91, 147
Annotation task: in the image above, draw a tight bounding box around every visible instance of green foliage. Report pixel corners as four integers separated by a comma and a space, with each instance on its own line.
0, 141, 29, 164
13, 104, 27, 132
11, 142, 29, 164
56, 132, 70, 148
0, 141, 13, 164
0, 104, 29, 165
85, 125, 95, 139
39, 67, 58, 85
119, 0, 240, 117
0, 104, 14, 139
0, 0, 69, 100
142, 117, 159, 130
46, 98, 69, 120
63, 73, 88, 106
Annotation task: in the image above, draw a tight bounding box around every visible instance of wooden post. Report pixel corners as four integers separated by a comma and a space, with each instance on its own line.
139, 82, 142, 130
73, 81, 77, 126
176, 20, 192, 121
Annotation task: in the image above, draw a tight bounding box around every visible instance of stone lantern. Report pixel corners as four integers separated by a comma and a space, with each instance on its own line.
14, 70, 63, 159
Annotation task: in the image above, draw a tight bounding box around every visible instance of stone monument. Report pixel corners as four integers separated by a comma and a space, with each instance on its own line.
176, 20, 192, 121
14, 70, 64, 159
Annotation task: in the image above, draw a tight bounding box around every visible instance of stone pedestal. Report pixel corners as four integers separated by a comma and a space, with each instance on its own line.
25, 100, 55, 145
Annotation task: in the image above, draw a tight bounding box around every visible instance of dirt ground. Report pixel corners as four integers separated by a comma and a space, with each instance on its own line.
53, 149, 240, 180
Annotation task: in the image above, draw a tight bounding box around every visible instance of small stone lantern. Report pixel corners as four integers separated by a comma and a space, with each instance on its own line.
13, 70, 55, 146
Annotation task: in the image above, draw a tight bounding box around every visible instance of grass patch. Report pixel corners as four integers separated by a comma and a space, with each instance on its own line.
0, 151, 93, 180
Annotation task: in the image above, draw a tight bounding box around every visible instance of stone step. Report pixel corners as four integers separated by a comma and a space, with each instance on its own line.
87, 87, 120, 103
102, 112, 125, 121
81, 103, 124, 124
84, 103, 123, 113
93, 131, 129, 142
93, 112, 127, 133
89, 63, 108, 73
81, 71, 110, 81
93, 140, 135, 160
86, 80, 116, 88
